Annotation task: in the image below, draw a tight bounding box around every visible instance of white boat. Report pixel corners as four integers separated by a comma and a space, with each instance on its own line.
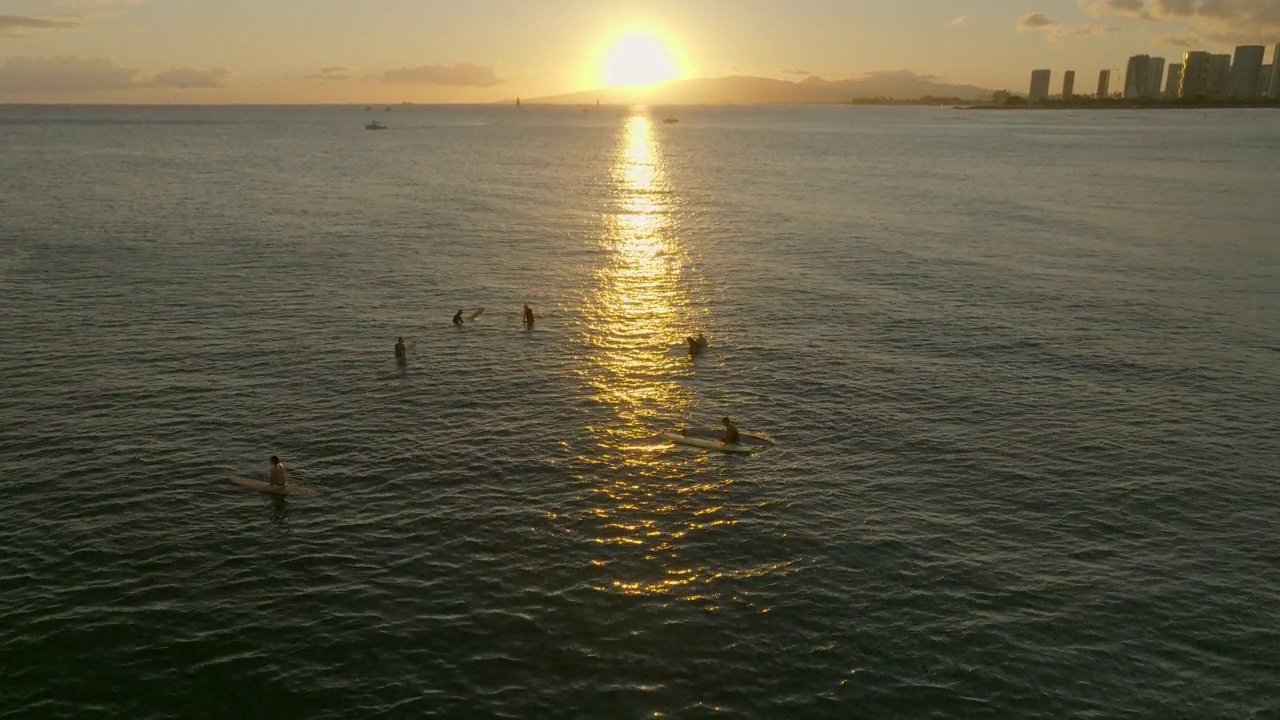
364, 120, 387, 130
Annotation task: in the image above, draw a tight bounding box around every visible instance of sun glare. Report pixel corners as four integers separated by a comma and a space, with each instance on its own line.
600, 31, 680, 89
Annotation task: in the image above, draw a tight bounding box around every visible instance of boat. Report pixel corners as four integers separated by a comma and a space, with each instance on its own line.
364, 120, 387, 130
663, 117, 679, 124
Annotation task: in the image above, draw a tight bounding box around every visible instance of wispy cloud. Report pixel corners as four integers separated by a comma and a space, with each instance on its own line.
305, 66, 352, 81
38, 0, 149, 5
0, 13, 82, 37
381, 63, 503, 87
950, 16, 969, 27
151, 67, 230, 89
0, 56, 141, 92
1018, 11, 1121, 41
1081, 0, 1280, 43
0, 56, 231, 94
781, 68, 812, 76
1017, 12, 1059, 29
1155, 32, 1199, 47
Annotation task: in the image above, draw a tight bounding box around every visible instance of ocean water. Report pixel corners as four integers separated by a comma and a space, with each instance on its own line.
1, 104, 1277, 719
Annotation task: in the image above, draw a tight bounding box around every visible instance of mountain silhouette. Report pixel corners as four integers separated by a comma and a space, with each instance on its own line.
521, 71, 991, 105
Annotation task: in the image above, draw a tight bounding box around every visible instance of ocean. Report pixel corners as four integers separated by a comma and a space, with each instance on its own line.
0, 104, 1277, 719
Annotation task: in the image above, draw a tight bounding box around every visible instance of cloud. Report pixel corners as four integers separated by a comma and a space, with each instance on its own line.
381, 63, 502, 87
854, 69, 942, 82
781, 68, 812, 76
0, 56, 141, 92
1083, 0, 1280, 40
1082, 0, 1151, 18
1018, 12, 1060, 28
305, 66, 352, 81
0, 13, 82, 37
1019, 10, 1122, 41
0, 56, 233, 94
950, 15, 969, 26
150, 67, 230, 89
1155, 32, 1200, 46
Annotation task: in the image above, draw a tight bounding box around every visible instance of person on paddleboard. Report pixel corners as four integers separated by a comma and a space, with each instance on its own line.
523, 304, 535, 327
269, 455, 287, 487
721, 417, 740, 445
394, 336, 406, 361
453, 310, 464, 326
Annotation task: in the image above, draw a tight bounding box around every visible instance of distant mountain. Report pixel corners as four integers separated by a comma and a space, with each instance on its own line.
521, 70, 992, 105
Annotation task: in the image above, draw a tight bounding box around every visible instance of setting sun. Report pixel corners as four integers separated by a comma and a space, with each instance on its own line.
599, 31, 680, 89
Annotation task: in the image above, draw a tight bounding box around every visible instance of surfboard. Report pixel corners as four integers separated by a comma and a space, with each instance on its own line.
663, 432, 754, 454
675, 428, 775, 447
228, 475, 317, 497
468, 307, 485, 321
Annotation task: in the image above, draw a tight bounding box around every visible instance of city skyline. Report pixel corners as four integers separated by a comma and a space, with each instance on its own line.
1023, 41, 1280, 101
2, 0, 1280, 103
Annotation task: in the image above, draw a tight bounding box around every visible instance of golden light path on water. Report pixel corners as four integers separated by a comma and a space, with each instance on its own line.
572, 112, 771, 604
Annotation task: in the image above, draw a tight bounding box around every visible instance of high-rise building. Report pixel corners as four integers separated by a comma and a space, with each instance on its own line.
1125, 55, 1152, 98
1029, 69, 1051, 102
1165, 64, 1183, 97
1270, 44, 1280, 97
1229, 45, 1265, 96
1261, 65, 1274, 97
1207, 54, 1231, 95
1180, 51, 1211, 97
1097, 69, 1111, 98
1147, 57, 1166, 98
1063, 70, 1076, 98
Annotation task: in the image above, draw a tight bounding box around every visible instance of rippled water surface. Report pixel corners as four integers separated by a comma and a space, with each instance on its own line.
1, 105, 1278, 719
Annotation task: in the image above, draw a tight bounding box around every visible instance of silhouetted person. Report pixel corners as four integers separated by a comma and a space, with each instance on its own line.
394, 336, 406, 361
269, 455, 287, 488
523, 304, 535, 327
453, 310, 464, 326
721, 417, 740, 445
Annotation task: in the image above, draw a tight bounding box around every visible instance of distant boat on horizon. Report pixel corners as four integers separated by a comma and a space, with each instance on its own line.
364, 120, 387, 130
663, 117, 679, 124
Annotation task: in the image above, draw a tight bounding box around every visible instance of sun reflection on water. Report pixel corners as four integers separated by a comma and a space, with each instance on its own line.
579, 113, 695, 432
572, 111, 751, 603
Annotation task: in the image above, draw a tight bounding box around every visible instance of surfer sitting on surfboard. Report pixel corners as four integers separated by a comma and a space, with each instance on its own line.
453, 310, 464, 326
269, 455, 287, 488
686, 332, 708, 355
721, 417, 740, 445
394, 336, 406, 361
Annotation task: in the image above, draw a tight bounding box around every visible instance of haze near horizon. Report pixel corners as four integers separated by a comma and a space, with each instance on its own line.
2, 0, 1278, 103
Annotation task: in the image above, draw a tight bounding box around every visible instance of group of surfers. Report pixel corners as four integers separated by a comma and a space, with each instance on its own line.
264, 413, 742, 490
267, 319, 735, 491
394, 304, 538, 363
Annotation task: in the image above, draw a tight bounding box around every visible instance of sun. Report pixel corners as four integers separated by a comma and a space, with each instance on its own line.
599, 31, 680, 89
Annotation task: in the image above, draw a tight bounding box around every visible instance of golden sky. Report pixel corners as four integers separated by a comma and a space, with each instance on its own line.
1, 0, 1277, 102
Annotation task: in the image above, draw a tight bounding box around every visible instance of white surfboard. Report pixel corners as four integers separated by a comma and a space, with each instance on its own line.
228, 475, 317, 497
468, 307, 485, 321
675, 427, 775, 447
662, 432, 754, 454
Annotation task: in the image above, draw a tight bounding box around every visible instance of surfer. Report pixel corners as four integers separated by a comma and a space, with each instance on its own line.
721, 417, 740, 445
523, 304, 535, 327
394, 336, 406, 361
686, 332, 707, 355
453, 310, 464, 326
269, 455, 287, 487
